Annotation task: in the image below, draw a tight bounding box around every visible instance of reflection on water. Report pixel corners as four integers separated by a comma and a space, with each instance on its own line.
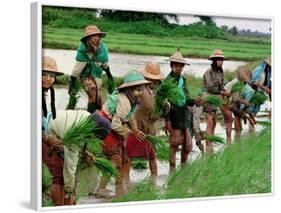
43, 48, 246, 78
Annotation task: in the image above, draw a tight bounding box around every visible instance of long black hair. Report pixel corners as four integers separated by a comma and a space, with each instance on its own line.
84, 35, 99, 53
42, 86, 56, 119
211, 58, 224, 73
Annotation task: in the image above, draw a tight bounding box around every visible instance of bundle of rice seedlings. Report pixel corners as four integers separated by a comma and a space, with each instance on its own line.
61, 117, 97, 148
146, 135, 169, 161
230, 82, 245, 94
132, 158, 148, 169
94, 157, 118, 177
42, 164, 52, 193
206, 135, 225, 144
250, 91, 268, 105
200, 131, 225, 144
85, 138, 103, 157
78, 150, 117, 178
203, 95, 222, 108
153, 79, 186, 116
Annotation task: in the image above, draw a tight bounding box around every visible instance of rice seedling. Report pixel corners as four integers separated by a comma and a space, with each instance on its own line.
203, 95, 222, 108
85, 138, 103, 157
230, 82, 245, 94
206, 135, 225, 144
113, 180, 162, 202
146, 134, 169, 161
42, 164, 52, 193
164, 127, 271, 199
132, 158, 148, 169
153, 79, 186, 117
78, 143, 117, 177
200, 131, 225, 144
250, 91, 268, 105
113, 126, 271, 202
61, 117, 96, 148
164, 165, 185, 187
256, 121, 271, 127
94, 157, 118, 177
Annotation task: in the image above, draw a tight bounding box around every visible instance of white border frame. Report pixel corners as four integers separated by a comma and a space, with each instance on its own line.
31, 2, 42, 210
31, 0, 274, 211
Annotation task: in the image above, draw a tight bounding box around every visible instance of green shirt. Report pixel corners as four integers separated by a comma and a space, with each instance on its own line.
75, 41, 109, 78
165, 71, 195, 130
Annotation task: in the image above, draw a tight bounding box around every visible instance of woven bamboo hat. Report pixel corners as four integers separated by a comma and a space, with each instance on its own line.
237, 68, 252, 82
141, 62, 164, 80
42, 56, 64, 76
80, 25, 106, 42
165, 49, 190, 65
118, 70, 151, 89
264, 56, 271, 67
208, 49, 225, 60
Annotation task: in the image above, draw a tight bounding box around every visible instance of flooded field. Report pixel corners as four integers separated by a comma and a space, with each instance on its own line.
43, 48, 246, 78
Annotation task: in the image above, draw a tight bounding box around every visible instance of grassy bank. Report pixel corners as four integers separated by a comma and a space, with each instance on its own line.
113, 125, 271, 202
43, 26, 270, 61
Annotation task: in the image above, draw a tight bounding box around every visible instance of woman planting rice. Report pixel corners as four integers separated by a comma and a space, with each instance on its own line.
47, 110, 112, 205
202, 49, 233, 153
163, 49, 204, 172
41, 56, 66, 206
67, 25, 115, 112
94, 70, 157, 197
251, 56, 272, 118
133, 62, 165, 182
225, 68, 256, 139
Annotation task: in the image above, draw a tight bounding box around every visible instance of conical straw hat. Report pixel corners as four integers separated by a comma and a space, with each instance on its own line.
42, 56, 64, 76
142, 62, 164, 80
80, 25, 106, 42
165, 49, 190, 65
237, 68, 252, 82
208, 49, 225, 60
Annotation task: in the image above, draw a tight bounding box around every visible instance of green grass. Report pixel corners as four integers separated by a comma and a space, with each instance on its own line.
43, 26, 271, 61
113, 126, 271, 202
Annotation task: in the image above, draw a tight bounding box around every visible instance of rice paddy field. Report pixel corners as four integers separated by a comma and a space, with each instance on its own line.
43, 26, 271, 61
113, 124, 271, 203
42, 13, 272, 205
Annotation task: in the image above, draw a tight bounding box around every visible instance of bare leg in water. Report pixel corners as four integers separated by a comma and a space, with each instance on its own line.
206, 113, 215, 154
97, 154, 124, 198
234, 116, 242, 141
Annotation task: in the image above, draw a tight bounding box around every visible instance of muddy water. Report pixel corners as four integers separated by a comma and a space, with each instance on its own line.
43, 48, 246, 78
77, 117, 267, 205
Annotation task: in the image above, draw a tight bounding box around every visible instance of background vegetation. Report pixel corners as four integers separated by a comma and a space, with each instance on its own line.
42, 6, 271, 61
